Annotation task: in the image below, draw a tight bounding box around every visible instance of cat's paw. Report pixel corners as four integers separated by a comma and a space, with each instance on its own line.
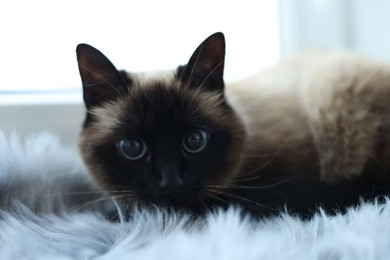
319, 158, 365, 182
316, 128, 374, 182
312, 112, 377, 182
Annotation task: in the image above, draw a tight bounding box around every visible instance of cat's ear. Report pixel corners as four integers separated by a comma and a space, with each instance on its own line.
76, 44, 128, 109
178, 32, 225, 92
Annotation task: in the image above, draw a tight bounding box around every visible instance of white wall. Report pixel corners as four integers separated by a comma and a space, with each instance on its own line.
279, 0, 352, 54
279, 0, 390, 62
0, 1, 280, 91
352, 0, 390, 61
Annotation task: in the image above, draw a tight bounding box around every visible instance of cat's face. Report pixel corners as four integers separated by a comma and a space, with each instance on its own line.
76, 33, 245, 208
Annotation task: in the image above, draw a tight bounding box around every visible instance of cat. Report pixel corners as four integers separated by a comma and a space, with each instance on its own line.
76, 33, 390, 216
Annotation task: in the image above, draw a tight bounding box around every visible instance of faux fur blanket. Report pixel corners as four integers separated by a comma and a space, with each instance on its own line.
1, 132, 390, 259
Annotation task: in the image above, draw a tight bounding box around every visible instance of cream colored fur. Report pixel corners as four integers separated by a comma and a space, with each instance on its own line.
227, 51, 390, 181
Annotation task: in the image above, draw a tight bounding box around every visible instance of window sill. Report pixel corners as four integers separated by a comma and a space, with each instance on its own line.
0, 92, 85, 144
0, 91, 82, 106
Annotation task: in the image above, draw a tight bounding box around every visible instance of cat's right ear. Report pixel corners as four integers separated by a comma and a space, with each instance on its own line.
76, 44, 128, 109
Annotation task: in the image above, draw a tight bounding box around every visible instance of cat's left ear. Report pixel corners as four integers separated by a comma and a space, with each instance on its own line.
178, 32, 225, 92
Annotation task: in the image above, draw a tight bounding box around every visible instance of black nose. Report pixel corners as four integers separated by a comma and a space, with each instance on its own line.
158, 176, 183, 194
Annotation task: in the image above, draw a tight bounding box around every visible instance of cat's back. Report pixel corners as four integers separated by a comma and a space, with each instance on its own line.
225, 53, 317, 175
226, 51, 390, 177
226, 50, 390, 134
225, 52, 327, 146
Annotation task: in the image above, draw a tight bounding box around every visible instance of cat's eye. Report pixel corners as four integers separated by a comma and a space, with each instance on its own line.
183, 129, 210, 153
116, 137, 147, 160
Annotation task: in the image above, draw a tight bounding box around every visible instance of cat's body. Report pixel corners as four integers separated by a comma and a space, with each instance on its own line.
227, 51, 390, 181
76, 33, 390, 217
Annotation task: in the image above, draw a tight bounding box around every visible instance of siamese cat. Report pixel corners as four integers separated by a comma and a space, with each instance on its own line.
76, 33, 390, 216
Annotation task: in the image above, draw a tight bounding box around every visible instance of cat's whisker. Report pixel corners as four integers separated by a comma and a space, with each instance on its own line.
69, 196, 115, 213
111, 194, 135, 201
104, 190, 137, 198
207, 174, 299, 190
207, 188, 276, 211
201, 191, 219, 206
203, 191, 230, 205
196, 196, 209, 211
235, 172, 298, 183
230, 174, 265, 183
201, 196, 215, 209
233, 170, 277, 183
236, 156, 278, 179
230, 152, 285, 158
41, 190, 104, 198
43, 170, 86, 180
105, 190, 135, 194
102, 184, 137, 192
70, 193, 136, 214
238, 137, 293, 178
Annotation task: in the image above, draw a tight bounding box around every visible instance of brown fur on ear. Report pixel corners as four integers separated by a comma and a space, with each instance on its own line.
76, 44, 128, 109
178, 32, 226, 92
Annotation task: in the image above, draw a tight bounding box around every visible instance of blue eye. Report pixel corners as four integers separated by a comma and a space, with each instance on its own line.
183, 129, 210, 153
117, 137, 147, 160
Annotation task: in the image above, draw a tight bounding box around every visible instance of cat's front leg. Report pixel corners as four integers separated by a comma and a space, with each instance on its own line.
299, 65, 384, 182
311, 110, 378, 182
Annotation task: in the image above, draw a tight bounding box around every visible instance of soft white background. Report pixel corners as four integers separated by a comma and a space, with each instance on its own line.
0, 0, 280, 93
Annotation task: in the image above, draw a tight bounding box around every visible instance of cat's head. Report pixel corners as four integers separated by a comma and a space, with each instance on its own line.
76, 33, 245, 208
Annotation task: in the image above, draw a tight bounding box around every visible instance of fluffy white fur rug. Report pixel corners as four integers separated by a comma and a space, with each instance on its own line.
1, 131, 390, 259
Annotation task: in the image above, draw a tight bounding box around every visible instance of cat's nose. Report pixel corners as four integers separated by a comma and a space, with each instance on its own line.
158, 173, 183, 194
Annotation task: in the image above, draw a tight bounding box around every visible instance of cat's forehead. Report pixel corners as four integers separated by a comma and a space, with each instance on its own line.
124, 70, 225, 115
89, 70, 227, 139
127, 70, 177, 88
